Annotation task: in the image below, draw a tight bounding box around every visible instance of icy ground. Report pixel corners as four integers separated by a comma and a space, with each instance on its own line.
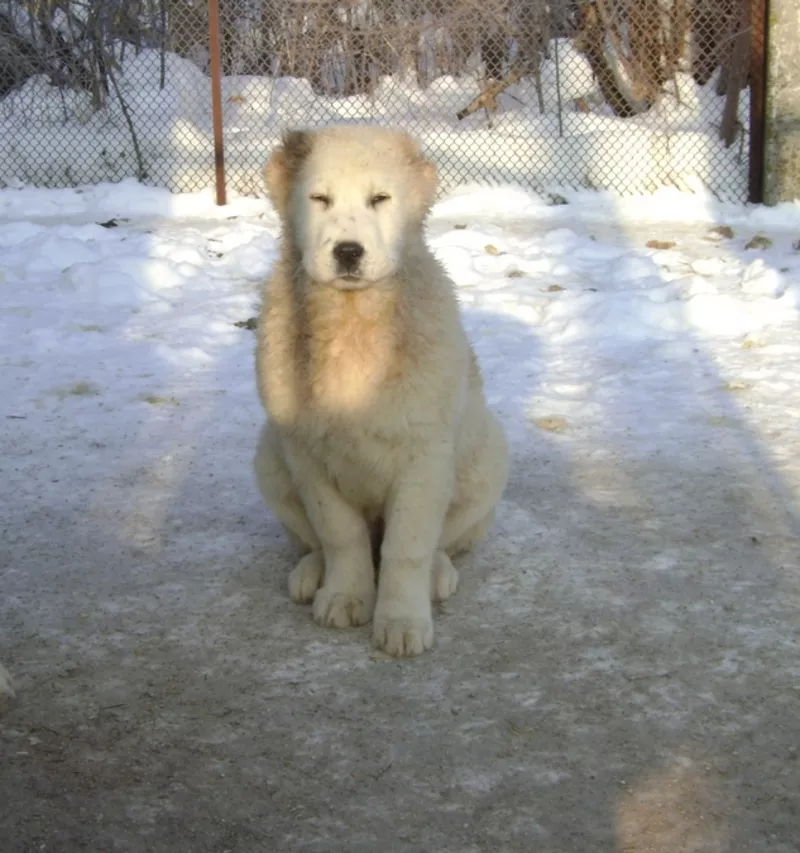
1, 180, 800, 851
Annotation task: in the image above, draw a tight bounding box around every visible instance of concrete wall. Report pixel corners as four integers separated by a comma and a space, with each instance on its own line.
764, 1, 800, 203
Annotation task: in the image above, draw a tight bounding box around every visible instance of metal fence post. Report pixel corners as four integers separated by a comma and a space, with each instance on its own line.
208, 0, 227, 206
749, 0, 768, 204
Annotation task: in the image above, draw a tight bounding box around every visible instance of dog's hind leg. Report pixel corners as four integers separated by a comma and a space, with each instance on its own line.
431, 550, 460, 602
440, 411, 508, 558
280, 445, 376, 629
254, 423, 328, 603
430, 509, 494, 605
431, 500, 497, 605
254, 423, 319, 549
443, 509, 497, 558
288, 551, 325, 604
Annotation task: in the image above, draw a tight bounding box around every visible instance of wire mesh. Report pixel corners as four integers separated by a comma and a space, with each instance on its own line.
0, 0, 758, 201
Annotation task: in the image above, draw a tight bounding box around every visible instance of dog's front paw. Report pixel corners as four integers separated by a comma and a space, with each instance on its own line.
431, 551, 459, 602
288, 551, 325, 604
372, 599, 434, 657
312, 585, 375, 628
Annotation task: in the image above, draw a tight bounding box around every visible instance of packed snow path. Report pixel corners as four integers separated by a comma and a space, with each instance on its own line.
1, 181, 799, 851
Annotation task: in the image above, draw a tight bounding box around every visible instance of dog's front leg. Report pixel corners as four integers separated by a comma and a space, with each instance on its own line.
285, 449, 375, 628
373, 447, 454, 657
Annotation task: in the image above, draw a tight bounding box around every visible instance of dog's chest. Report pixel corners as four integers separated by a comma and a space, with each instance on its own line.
313, 421, 405, 512
306, 293, 401, 414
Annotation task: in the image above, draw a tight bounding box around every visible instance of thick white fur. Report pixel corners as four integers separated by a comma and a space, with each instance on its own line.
254, 125, 509, 657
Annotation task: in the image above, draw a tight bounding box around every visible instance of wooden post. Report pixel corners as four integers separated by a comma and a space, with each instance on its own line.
208, 0, 227, 206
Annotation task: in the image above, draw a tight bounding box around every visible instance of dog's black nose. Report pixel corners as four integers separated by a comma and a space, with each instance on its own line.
333, 241, 365, 271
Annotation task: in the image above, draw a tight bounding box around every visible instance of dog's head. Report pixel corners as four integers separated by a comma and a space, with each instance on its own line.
263, 125, 437, 289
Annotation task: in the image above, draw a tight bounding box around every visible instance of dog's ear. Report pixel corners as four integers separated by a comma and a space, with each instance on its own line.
263, 130, 313, 216
399, 132, 437, 215
412, 152, 437, 211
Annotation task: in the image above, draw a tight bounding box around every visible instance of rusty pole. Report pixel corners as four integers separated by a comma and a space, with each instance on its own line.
208, 0, 227, 205
749, 0, 768, 204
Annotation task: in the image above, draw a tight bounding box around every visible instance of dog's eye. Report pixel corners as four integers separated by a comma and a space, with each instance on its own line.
369, 193, 390, 208
310, 193, 331, 209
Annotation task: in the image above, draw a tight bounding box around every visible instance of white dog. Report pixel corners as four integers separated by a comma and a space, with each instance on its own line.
254, 125, 508, 657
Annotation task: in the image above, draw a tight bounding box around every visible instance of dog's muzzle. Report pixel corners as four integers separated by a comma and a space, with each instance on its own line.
333, 241, 365, 276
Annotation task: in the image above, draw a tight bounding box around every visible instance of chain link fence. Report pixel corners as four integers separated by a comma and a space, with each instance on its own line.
0, 0, 763, 201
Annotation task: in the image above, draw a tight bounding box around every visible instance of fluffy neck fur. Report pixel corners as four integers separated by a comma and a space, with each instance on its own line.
300, 272, 404, 414
262, 230, 432, 424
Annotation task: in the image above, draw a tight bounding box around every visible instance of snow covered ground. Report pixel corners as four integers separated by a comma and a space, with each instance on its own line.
1, 180, 800, 850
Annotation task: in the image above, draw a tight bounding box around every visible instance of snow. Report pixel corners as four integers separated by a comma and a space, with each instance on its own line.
0, 179, 797, 426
